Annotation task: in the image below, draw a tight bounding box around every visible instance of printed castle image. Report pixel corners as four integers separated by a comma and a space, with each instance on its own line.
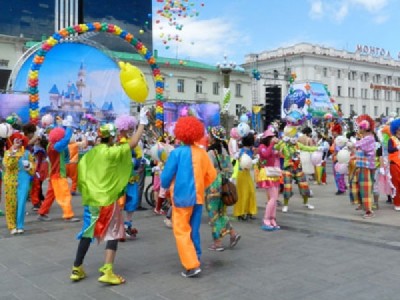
42, 63, 116, 125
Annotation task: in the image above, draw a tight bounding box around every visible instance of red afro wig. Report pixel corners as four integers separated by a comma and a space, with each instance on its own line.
174, 116, 205, 145
48, 127, 65, 144
331, 123, 342, 134
7, 132, 28, 148
356, 114, 375, 132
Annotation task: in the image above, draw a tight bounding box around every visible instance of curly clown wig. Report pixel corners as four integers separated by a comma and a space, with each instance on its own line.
390, 118, 400, 135
8, 132, 28, 148
48, 127, 65, 144
356, 114, 375, 132
115, 114, 137, 131
174, 116, 204, 145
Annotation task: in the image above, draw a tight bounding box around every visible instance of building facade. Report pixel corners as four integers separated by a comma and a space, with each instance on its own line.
243, 43, 400, 119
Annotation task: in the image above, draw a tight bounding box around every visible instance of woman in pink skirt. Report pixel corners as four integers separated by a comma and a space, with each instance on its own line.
256, 126, 281, 231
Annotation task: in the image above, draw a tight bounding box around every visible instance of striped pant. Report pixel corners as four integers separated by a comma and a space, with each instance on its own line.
282, 167, 310, 200
349, 167, 373, 212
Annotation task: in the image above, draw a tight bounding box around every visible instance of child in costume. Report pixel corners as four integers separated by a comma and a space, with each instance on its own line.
233, 132, 258, 220
161, 116, 217, 278
70, 108, 148, 284
30, 137, 48, 211
66, 133, 87, 195
274, 126, 319, 213
115, 114, 141, 239
330, 123, 347, 195
349, 115, 376, 218
315, 133, 329, 185
37, 119, 79, 222
257, 126, 281, 231
3, 133, 35, 234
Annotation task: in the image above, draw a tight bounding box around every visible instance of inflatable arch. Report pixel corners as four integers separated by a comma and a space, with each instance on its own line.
27, 22, 164, 127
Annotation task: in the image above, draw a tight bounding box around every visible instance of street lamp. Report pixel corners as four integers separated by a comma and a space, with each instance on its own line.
216, 54, 236, 111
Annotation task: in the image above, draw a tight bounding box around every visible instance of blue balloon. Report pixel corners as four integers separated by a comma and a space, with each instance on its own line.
239, 114, 249, 123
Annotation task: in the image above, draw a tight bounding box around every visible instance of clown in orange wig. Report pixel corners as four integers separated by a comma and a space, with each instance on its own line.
161, 116, 217, 278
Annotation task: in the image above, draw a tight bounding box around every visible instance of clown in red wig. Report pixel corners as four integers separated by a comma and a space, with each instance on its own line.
2, 132, 35, 234
37, 125, 79, 222
161, 116, 217, 278
349, 114, 376, 218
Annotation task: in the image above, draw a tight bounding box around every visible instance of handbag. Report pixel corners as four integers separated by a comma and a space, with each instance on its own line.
264, 166, 282, 177
214, 151, 238, 206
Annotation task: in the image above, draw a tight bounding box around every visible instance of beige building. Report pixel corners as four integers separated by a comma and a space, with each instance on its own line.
243, 42, 400, 118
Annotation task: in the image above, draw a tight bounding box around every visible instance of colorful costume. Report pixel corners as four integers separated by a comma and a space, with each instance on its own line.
233, 147, 258, 218
349, 115, 376, 218
257, 127, 281, 230
30, 145, 48, 209
205, 126, 240, 250
38, 127, 76, 220
161, 116, 217, 278
3, 137, 35, 233
274, 126, 317, 212
66, 140, 84, 194
388, 119, 400, 210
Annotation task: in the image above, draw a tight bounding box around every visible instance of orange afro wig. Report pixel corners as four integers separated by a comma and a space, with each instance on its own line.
174, 116, 205, 145
7, 132, 28, 149
356, 114, 375, 132
48, 127, 65, 144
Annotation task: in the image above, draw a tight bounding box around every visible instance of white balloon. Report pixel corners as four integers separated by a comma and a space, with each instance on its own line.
300, 151, 314, 174
311, 151, 323, 166
337, 149, 350, 164
239, 153, 252, 169
335, 162, 348, 174
0, 123, 12, 138
237, 122, 250, 137
335, 135, 348, 148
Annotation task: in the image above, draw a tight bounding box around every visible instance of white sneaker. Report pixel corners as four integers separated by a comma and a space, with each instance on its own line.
394, 206, 400, 211
305, 204, 315, 210
10, 229, 17, 235
282, 206, 288, 213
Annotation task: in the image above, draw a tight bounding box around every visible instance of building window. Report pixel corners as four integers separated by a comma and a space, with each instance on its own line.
177, 79, 184, 93
348, 71, 356, 81
397, 107, 400, 115
396, 91, 400, 101
235, 83, 242, 97
362, 105, 366, 114
337, 86, 342, 97
386, 107, 389, 115
212, 82, 219, 95
373, 90, 380, 100
196, 80, 203, 94
385, 91, 392, 101
352, 88, 356, 98
361, 88, 368, 99
337, 70, 341, 79
350, 104, 354, 114
323, 67, 327, 77
388, 76, 392, 85
374, 106, 378, 116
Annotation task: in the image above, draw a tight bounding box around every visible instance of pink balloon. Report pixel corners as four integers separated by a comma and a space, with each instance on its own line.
230, 127, 240, 139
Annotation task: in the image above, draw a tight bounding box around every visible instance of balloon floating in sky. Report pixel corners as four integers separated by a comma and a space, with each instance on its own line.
155, 0, 204, 49
119, 61, 149, 103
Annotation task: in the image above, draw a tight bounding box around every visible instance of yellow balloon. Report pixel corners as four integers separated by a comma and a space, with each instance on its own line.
119, 62, 149, 103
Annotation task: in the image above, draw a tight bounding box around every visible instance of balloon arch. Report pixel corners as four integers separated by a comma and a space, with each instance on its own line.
27, 22, 164, 127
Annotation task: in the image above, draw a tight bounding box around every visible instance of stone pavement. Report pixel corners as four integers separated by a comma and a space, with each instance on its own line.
0, 164, 400, 299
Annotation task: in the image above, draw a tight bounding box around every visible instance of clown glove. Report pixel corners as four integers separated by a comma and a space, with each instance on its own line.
379, 167, 385, 175
139, 107, 149, 125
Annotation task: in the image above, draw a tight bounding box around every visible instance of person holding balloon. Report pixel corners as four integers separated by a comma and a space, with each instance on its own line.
274, 126, 320, 213
233, 127, 258, 221
314, 133, 330, 185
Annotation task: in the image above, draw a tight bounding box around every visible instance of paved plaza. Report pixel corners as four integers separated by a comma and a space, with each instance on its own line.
1, 165, 400, 299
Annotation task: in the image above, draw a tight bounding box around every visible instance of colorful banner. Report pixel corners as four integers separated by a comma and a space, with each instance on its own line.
163, 102, 220, 136
282, 82, 338, 120
14, 42, 131, 127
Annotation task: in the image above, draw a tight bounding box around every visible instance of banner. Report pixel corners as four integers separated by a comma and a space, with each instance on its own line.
282, 82, 338, 121
13, 43, 131, 127
163, 102, 220, 136
0, 94, 30, 123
